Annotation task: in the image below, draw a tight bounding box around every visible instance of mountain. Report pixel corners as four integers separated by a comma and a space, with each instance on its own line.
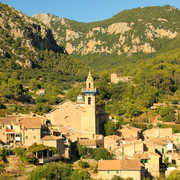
0, 2, 87, 88
33, 5, 180, 57
0, 2, 65, 68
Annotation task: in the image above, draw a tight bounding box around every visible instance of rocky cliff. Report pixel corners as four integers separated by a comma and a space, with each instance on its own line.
33, 5, 180, 56
0, 3, 63, 67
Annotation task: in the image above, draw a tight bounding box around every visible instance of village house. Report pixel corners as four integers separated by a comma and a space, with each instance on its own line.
41, 135, 65, 156
36, 89, 46, 96
143, 128, 172, 139
98, 159, 145, 180
114, 141, 145, 159
172, 133, 180, 146
111, 73, 134, 84
135, 152, 161, 177
104, 135, 123, 151
116, 127, 142, 140
149, 102, 167, 110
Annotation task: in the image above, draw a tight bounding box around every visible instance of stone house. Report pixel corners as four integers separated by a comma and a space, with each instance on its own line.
98, 159, 145, 180
41, 135, 65, 156
114, 141, 144, 158
116, 127, 142, 140
0, 117, 21, 147
19, 117, 42, 146
172, 133, 180, 146
135, 152, 161, 177
36, 89, 45, 95
104, 135, 123, 151
143, 128, 172, 139
111, 73, 133, 84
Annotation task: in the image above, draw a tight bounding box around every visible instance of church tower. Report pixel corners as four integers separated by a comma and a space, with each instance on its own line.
81, 71, 98, 138
82, 71, 97, 106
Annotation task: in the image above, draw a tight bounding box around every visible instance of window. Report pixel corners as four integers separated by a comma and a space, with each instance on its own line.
89, 83, 91, 88
116, 171, 119, 174
107, 170, 110, 174
34, 136, 36, 139
25, 136, 28, 139
88, 97, 91, 105
11, 125, 13, 130
109, 147, 111, 151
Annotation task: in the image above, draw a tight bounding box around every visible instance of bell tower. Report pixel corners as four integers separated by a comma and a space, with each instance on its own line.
82, 71, 97, 106
81, 71, 98, 138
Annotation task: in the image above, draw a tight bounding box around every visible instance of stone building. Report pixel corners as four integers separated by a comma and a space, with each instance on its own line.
98, 159, 145, 180
46, 71, 108, 140
111, 73, 133, 84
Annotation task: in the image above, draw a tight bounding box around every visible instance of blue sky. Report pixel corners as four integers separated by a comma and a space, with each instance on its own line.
1, 0, 180, 22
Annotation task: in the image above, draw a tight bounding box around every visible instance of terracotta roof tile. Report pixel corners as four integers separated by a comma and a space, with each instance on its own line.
19, 118, 42, 129
78, 139, 96, 146
41, 136, 64, 140
98, 159, 143, 171
105, 135, 122, 141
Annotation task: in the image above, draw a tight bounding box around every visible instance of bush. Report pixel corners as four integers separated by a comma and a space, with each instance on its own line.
78, 161, 89, 168
0, 162, 5, 174
94, 148, 113, 161
14, 147, 35, 163
171, 99, 179, 104
70, 170, 90, 180
28, 162, 73, 180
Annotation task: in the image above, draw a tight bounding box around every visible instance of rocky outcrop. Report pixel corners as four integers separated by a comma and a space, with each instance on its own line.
32, 5, 180, 56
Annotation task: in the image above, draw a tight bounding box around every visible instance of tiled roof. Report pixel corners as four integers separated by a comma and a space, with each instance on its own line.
19, 118, 42, 129
98, 159, 143, 171
78, 139, 96, 146
118, 127, 142, 133
0, 117, 19, 125
41, 136, 64, 140
105, 135, 122, 141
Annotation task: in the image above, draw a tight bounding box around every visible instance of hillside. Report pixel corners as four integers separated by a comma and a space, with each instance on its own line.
33, 5, 180, 58
0, 2, 87, 89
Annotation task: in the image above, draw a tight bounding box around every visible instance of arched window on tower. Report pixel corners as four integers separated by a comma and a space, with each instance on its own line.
89, 83, 91, 89
88, 97, 91, 105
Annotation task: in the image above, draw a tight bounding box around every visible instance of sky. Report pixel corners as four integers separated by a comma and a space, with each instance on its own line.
1, 0, 180, 22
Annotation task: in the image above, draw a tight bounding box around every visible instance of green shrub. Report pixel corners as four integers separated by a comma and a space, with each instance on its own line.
0, 162, 5, 174
78, 161, 89, 168
171, 99, 179, 104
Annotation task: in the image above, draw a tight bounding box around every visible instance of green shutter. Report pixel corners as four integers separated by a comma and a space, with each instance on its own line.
177, 138, 179, 141
116, 170, 119, 174
107, 170, 110, 174
143, 159, 146, 164
162, 148, 164, 154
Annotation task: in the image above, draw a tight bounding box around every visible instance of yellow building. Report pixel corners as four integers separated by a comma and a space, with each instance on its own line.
98, 159, 145, 180
46, 71, 108, 140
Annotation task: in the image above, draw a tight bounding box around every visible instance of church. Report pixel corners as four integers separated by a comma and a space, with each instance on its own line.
46, 71, 108, 140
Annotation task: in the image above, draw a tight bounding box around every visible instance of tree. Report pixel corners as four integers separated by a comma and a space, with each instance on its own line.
78, 161, 89, 168
168, 170, 180, 180
29, 162, 73, 180
70, 170, 90, 180
0, 162, 5, 174
94, 148, 113, 161
104, 121, 116, 136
